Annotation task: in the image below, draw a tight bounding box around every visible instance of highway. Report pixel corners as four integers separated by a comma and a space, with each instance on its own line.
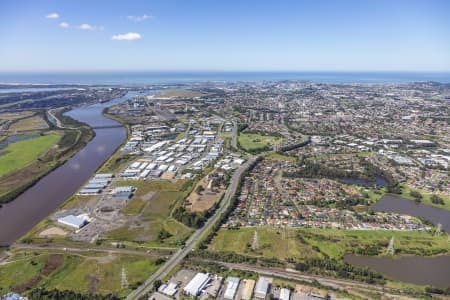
126, 155, 258, 300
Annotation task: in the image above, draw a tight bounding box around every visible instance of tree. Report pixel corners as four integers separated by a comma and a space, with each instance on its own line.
153, 279, 162, 291
196, 185, 205, 195
410, 190, 423, 202
431, 194, 445, 205
157, 228, 172, 241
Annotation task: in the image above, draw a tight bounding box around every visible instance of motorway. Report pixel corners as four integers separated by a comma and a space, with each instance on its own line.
126, 155, 258, 300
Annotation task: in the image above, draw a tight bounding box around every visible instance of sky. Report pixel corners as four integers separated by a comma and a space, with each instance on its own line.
0, 0, 449, 72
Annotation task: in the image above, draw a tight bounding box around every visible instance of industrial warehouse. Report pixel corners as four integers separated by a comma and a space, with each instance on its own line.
151, 269, 336, 300
119, 121, 225, 181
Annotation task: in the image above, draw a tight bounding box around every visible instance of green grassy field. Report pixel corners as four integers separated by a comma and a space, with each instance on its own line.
210, 227, 318, 260
0, 253, 48, 294
264, 152, 297, 162
0, 251, 161, 298
209, 227, 449, 261
0, 134, 60, 176
238, 133, 282, 151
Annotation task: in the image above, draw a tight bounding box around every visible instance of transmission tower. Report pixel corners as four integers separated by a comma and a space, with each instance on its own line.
121, 265, 129, 289
435, 223, 442, 237
387, 236, 395, 255
251, 231, 259, 251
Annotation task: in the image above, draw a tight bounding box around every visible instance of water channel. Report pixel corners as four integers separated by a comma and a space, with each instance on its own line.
344, 195, 450, 287
0, 91, 139, 245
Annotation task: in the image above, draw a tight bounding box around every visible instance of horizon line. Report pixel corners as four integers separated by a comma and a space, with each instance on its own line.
1, 69, 450, 74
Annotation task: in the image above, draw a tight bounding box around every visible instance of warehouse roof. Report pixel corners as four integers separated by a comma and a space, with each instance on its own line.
254, 277, 270, 299
57, 215, 88, 229
183, 273, 210, 296
224, 277, 240, 299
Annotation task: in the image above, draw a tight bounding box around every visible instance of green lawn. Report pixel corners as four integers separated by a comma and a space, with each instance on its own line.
0, 135, 60, 176
238, 133, 282, 151
209, 227, 449, 261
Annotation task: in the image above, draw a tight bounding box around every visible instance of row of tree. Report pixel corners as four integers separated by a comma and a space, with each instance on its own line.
295, 258, 385, 285
27, 288, 119, 300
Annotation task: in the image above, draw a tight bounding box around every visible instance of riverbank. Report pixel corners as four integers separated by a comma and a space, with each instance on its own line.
0, 92, 132, 245
0, 110, 94, 205
374, 195, 450, 232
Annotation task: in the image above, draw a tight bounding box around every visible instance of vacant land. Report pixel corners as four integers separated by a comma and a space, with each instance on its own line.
0, 111, 34, 124
209, 227, 449, 261
0, 251, 162, 298
102, 180, 193, 246
186, 177, 224, 212
8, 115, 49, 132
210, 227, 318, 260
97, 153, 135, 174
238, 133, 282, 151
0, 134, 60, 176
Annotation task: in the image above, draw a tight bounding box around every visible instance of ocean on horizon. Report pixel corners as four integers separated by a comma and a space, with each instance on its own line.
0, 71, 450, 85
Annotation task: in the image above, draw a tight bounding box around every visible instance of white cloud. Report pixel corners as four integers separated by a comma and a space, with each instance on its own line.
126, 14, 153, 22
79, 23, 103, 31
111, 32, 142, 41
59, 22, 69, 28
46, 13, 60, 19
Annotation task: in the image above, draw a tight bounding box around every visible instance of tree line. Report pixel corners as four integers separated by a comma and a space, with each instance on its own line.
27, 288, 119, 300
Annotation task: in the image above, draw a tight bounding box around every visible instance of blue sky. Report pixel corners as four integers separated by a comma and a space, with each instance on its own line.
0, 0, 449, 72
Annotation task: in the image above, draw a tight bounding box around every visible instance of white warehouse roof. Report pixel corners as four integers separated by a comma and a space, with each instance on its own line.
183, 273, 210, 297
224, 277, 240, 299
254, 277, 270, 299
280, 288, 290, 300
57, 215, 89, 229
111, 186, 135, 194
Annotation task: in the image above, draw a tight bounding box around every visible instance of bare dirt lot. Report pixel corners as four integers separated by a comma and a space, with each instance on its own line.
39, 226, 67, 237
186, 178, 224, 212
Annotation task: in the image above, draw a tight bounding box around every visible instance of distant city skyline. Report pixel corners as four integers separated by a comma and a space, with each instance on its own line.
0, 0, 449, 72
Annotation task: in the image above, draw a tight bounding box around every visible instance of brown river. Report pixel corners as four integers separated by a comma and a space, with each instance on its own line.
0, 92, 139, 246
344, 195, 450, 288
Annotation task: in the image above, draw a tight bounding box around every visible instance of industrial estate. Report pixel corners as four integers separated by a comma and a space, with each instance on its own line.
0, 80, 449, 300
